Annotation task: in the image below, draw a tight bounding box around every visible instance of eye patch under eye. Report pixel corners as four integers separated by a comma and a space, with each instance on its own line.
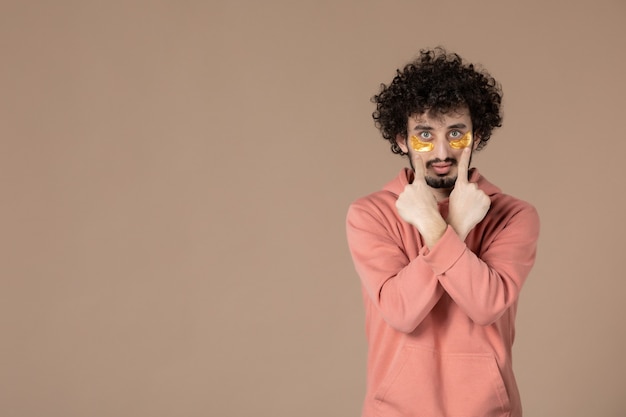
409, 135, 434, 152
449, 131, 472, 149
409, 132, 473, 152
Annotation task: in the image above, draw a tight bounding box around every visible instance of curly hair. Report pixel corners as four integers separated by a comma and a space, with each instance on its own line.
372, 47, 503, 154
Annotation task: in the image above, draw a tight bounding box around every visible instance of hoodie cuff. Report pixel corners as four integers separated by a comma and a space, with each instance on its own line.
419, 225, 466, 275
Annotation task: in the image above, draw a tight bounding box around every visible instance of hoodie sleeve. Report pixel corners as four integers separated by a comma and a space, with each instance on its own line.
423, 201, 540, 326
346, 200, 445, 333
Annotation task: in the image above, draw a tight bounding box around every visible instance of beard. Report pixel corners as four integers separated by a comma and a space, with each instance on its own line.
410, 157, 459, 189
425, 175, 457, 189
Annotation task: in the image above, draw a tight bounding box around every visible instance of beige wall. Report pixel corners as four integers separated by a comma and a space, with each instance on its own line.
2, 1, 625, 416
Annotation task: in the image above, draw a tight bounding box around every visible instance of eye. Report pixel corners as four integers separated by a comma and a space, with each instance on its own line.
449, 130, 462, 138
419, 131, 432, 140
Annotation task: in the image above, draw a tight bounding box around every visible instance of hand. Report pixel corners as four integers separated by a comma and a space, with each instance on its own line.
396, 154, 447, 248
448, 146, 491, 240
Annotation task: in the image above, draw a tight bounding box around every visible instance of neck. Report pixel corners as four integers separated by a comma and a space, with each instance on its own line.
430, 186, 452, 202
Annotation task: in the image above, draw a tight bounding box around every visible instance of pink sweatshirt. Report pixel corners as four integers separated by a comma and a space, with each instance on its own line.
346, 168, 539, 417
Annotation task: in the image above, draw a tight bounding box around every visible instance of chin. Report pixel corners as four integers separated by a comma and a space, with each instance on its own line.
425, 176, 457, 189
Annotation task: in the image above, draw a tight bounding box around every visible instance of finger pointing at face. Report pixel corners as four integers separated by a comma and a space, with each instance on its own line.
412, 153, 426, 183
456, 146, 471, 184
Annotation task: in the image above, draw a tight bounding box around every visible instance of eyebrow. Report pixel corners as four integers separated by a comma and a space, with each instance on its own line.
412, 123, 468, 130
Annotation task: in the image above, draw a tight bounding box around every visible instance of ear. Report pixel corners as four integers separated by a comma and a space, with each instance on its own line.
396, 134, 409, 154
472, 133, 481, 150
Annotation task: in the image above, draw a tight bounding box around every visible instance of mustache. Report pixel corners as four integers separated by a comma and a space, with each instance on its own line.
425, 158, 457, 169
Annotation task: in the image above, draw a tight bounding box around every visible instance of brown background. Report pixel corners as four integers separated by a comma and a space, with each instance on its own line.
1, 1, 625, 416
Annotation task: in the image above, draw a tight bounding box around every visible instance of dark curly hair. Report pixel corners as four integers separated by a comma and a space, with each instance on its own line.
372, 47, 503, 154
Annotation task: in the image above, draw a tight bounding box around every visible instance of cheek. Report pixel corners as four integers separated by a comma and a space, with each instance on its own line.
448, 149, 465, 164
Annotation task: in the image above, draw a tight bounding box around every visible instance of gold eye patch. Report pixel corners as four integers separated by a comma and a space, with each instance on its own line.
409, 132, 472, 152
449, 131, 472, 149
409, 135, 434, 152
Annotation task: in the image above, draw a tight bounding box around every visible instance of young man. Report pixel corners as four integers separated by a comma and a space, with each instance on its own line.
346, 48, 540, 417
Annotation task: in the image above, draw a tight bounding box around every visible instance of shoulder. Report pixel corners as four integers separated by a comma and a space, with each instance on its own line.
476, 172, 539, 225
488, 192, 540, 236
347, 169, 408, 222
491, 192, 538, 217
347, 189, 398, 225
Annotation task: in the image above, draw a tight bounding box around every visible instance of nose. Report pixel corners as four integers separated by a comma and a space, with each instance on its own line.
432, 137, 453, 161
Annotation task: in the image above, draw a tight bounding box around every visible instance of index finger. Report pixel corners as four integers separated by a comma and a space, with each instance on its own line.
456, 143, 472, 184
412, 154, 426, 183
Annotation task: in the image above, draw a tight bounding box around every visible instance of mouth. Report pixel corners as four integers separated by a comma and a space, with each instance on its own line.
430, 162, 453, 176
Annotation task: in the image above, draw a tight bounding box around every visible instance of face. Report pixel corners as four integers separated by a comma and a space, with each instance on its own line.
396, 108, 477, 194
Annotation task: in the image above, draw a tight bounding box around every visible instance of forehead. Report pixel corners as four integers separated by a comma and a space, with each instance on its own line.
408, 107, 471, 128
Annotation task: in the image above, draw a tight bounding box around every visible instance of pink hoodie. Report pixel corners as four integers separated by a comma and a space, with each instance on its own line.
346, 168, 539, 417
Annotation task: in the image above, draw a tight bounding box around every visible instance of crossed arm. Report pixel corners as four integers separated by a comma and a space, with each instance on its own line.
346, 148, 539, 332
347, 202, 539, 332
